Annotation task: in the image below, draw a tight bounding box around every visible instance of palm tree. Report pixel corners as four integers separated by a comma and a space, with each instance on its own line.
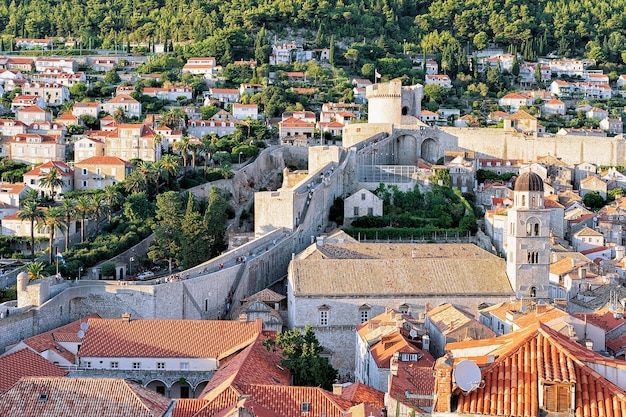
26, 261, 45, 281
135, 161, 159, 195
25, 188, 42, 204
200, 135, 218, 179
39, 168, 65, 200
158, 154, 181, 187
112, 107, 126, 124
90, 193, 107, 232
18, 200, 45, 261
123, 171, 146, 194
75, 195, 92, 243
37, 207, 66, 264
160, 107, 186, 132
61, 198, 75, 251
174, 136, 191, 174
103, 185, 123, 221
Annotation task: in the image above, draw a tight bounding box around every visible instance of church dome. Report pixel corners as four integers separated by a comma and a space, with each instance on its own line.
514, 171, 544, 192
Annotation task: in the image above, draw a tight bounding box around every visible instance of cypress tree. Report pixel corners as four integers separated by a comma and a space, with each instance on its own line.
329, 35, 335, 66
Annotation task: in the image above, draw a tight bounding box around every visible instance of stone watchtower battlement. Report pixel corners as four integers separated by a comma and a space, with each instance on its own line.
366, 79, 423, 125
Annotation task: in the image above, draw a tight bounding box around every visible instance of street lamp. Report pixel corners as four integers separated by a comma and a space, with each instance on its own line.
238, 152, 243, 165
79, 267, 83, 280
129, 257, 135, 276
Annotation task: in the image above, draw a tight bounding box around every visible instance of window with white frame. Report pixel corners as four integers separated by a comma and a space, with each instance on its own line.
110, 361, 119, 369
157, 362, 165, 369
318, 305, 330, 326
132, 362, 141, 369
359, 304, 371, 323
180, 362, 189, 370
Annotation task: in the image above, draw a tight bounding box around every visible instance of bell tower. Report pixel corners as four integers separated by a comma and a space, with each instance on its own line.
505, 171, 551, 300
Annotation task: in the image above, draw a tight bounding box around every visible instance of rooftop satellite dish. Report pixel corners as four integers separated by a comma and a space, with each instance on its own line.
80, 322, 88, 331
76, 330, 85, 339
409, 329, 417, 339
454, 360, 482, 393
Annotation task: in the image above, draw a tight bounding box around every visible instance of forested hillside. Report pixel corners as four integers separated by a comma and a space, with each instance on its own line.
0, 0, 625, 64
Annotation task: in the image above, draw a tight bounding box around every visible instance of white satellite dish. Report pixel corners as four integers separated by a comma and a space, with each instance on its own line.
454, 360, 482, 392
409, 329, 417, 339
76, 330, 85, 339
80, 322, 89, 331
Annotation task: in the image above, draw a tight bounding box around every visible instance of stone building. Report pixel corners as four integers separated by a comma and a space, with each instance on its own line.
286, 232, 515, 374
343, 188, 383, 224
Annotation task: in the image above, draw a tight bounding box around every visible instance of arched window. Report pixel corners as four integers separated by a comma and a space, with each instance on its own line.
534, 223, 539, 236
530, 286, 537, 298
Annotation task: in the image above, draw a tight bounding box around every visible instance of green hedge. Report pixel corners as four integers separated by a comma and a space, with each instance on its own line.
343, 227, 470, 240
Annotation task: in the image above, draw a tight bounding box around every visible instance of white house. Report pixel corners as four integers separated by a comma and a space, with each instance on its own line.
35, 58, 78, 74
21, 82, 70, 106
424, 74, 452, 88
572, 227, 605, 252
22, 160, 74, 199
102, 94, 142, 119
232, 103, 259, 120
542, 99, 566, 115
499, 93, 532, 112
143, 87, 193, 102
187, 119, 237, 138
344, 188, 383, 224
72, 101, 101, 119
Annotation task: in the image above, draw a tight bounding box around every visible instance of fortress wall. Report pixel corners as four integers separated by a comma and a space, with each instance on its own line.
343, 124, 393, 148
447, 127, 626, 166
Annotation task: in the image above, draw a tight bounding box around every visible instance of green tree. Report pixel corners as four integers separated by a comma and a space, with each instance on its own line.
174, 136, 192, 174
473, 32, 488, 51
149, 191, 183, 273
583, 192, 605, 210
103, 185, 123, 221
104, 69, 121, 84
123, 192, 155, 222
69, 82, 88, 99
430, 168, 451, 187
264, 326, 338, 390
423, 84, 446, 103
204, 187, 229, 257
37, 206, 66, 265
90, 193, 107, 232
329, 35, 335, 66
18, 201, 45, 261
180, 192, 210, 268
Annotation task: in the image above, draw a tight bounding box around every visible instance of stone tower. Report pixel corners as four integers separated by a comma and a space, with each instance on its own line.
505, 171, 550, 299
366, 79, 423, 125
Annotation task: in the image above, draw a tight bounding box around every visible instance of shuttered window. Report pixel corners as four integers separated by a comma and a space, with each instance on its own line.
543, 383, 571, 413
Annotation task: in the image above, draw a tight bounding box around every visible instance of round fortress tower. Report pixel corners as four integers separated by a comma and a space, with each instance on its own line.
366, 79, 423, 125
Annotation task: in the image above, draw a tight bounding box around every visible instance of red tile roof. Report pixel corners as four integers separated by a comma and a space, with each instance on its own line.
369, 332, 425, 368
79, 317, 262, 359
571, 311, 626, 333
23, 160, 74, 177
20, 314, 99, 364
389, 359, 435, 413
77, 156, 132, 166
340, 382, 385, 409
0, 377, 172, 416
0, 349, 66, 393
172, 399, 208, 417
452, 324, 626, 417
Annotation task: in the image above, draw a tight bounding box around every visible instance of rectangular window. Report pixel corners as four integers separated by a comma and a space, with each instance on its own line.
110, 361, 119, 369
82, 168, 87, 175
85, 361, 91, 368
319, 310, 328, 326
360, 309, 369, 323
353, 207, 359, 216
157, 362, 165, 369
361, 193, 366, 200
180, 362, 189, 370
82, 180, 88, 187
132, 362, 141, 369
368, 207, 373, 216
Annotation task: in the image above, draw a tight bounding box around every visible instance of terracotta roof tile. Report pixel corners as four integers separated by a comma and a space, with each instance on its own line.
0, 349, 66, 393
339, 382, 385, 409
172, 399, 209, 417
452, 324, 626, 417
21, 314, 99, 364
79, 318, 262, 359
389, 357, 435, 412
0, 377, 172, 416
77, 156, 132, 166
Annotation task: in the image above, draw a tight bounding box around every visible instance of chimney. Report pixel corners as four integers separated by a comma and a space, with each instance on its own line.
121, 312, 131, 322
578, 267, 587, 279
238, 313, 248, 323
433, 355, 454, 413
422, 334, 430, 352
332, 384, 343, 396
390, 352, 400, 376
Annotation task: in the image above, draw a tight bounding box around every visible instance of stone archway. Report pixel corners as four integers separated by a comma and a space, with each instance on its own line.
146, 380, 168, 397
420, 138, 439, 163
194, 380, 210, 398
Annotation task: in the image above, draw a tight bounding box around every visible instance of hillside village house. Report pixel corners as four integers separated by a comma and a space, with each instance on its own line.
572, 227, 605, 252
188, 119, 237, 138
0, 119, 27, 139
74, 137, 105, 162
90, 58, 117, 71
579, 175, 608, 199
0, 183, 29, 208
542, 98, 566, 115
550, 80, 612, 99
232, 103, 259, 120
600, 116, 623, 135
278, 117, 315, 139
182, 57, 221, 78
239, 83, 263, 96
35, 58, 78, 73
143, 86, 193, 102
5, 57, 34, 72
54, 112, 80, 127
115, 85, 135, 96
424, 74, 452, 88
23, 161, 74, 199
22, 82, 70, 106
72, 101, 101, 119
31, 70, 86, 87
102, 94, 142, 119
498, 93, 532, 112
9, 133, 65, 164
11, 95, 45, 112
106, 124, 162, 162
74, 156, 133, 190
207, 87, 240, 104
14, 38, 52, 49
154, 126, 183, 146
317, 120, 344, 137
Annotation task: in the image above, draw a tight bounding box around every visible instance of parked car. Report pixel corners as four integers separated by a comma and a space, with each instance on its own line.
137, 271, 155, 280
